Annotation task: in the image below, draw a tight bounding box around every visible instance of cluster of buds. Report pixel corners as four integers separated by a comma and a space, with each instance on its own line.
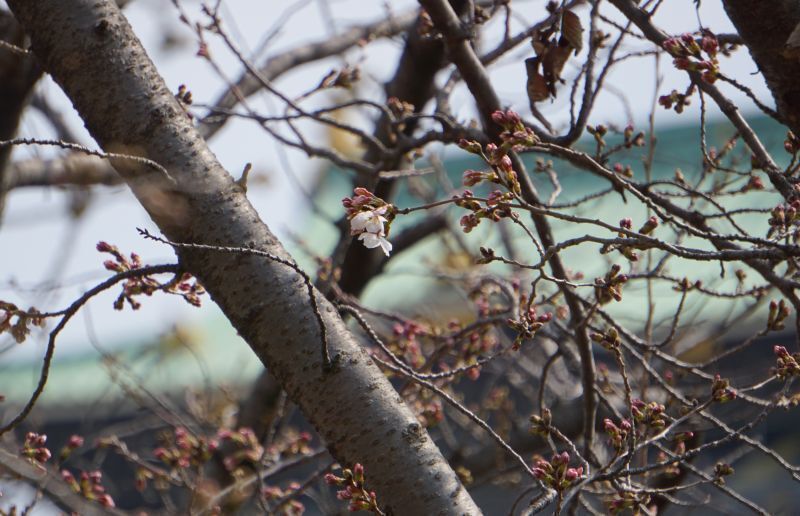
673, 277, 703, 293
671, 430, 695, 458
658, 85, 695, 114
608, 490, 650, 514
387, 96, 415, 125
21, 432, 51, 467
773, 345, 800, 379
622, 124, 646, 148
631, 399, 667, 430
97, 240, 145, 275
741, 174, 765, 192
712, 374, 737, 403
171, 272, 205, 307
342, 188, 395, 256
491, 109, 538, 150
175, 84, 193, 106
603, 418, 632, 452
437, 313, 502, 381
0, 300, 43, 344
97, 242, 205, 309
767, 200, 800, 241
529, 408, 552, 437
389, 320, 427, 369
454, 190, 514, 233
656, 449, 681, 477
61, 470, 115, 508
325, 463, 381, 513
261, 483, 305, 515
591, 326, 621, 351
785, 130, 800, 155
153, 426, 218, 470
586, 124, 607, 148
265, 430, 313, 460
216, 427, 264, 473
59, 434, 85, 462
713, 462, 735, 485
458, 139, 522, 196
507, 304, 552, 350
612, 163, 633, 178
662, 32, 720, 83
605, 217, 658, 262
413, 390, 444, 426
594, 264, 628, 304
532, 452, 584, 492
767, 299, 791, 331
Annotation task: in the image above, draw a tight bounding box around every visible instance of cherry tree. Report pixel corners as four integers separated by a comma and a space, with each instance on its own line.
1, 0, 800, 513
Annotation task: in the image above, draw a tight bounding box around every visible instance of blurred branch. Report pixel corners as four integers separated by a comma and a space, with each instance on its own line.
0, 449, 122, 515
6, 154, 121, 189
0, 9, 43, 220
198, 9, 418, 140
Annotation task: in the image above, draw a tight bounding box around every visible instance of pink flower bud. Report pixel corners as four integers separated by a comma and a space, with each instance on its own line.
774, 345, 790, 358
67, 435, 84, 449
96, 241, 113, 253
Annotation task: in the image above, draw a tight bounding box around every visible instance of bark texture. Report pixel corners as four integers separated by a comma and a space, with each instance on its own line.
6, 1, 479, 513
723, 0, 800, 135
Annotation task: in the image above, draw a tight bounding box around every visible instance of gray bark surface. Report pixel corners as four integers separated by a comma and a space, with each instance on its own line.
723, 0, 800, 135
5, 0, 480, 513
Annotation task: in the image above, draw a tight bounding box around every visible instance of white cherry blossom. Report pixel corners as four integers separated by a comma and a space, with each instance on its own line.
349, 207, 392, 256
358, 231, 393, 256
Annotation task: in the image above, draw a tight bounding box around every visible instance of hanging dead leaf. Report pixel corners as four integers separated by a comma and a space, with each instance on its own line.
525, 57, 549, 102
531, 28, 552, 57
532, 38, 547, 57
541, 43, 572, 97
561, 10, 583, 55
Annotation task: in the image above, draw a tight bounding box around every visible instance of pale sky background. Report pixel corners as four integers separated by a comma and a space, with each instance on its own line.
0, 0, 775, 365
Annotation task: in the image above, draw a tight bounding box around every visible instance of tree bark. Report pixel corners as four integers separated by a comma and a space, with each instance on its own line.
5, 1, 479, 513
723, 0, 800, 135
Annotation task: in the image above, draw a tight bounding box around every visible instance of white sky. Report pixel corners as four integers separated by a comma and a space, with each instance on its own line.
0, 0, 775, 363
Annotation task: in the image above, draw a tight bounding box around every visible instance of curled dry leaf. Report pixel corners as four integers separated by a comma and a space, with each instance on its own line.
526, 10, 583, 103
525, 57, 550, 103
541, 43, 572, 96
561, 10, 583, 55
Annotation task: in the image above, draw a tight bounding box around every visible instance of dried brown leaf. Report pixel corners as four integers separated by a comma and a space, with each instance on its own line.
525, 57, 549, 102
541, 44, 572, 96
561, 10, 583, 55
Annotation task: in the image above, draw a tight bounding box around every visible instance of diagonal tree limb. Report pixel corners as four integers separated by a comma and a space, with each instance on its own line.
722, 0, 800, 136
4, 0, 479, 513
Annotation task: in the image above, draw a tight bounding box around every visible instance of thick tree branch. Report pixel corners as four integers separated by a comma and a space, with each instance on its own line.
5, 1, 478, 513
722, 1, 800, 135
5, 154, 121, 189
